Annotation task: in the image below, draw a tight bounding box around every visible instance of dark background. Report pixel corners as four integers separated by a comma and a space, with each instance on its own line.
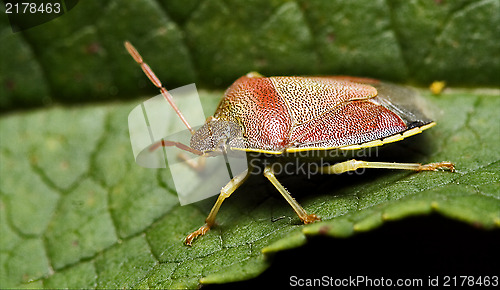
205, 214, 499, 288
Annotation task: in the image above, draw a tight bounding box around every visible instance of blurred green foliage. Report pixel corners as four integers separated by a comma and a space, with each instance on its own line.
1, 0, 499, 111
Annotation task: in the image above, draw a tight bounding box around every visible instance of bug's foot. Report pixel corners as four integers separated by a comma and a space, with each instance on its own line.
302, 214, 321, 224
184, 224, 211, 246
419, 161, 455, 172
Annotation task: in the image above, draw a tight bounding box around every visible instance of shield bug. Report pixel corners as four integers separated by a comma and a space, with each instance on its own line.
125, 41, 455, 246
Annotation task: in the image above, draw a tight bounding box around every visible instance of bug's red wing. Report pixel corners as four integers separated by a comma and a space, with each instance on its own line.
290, 100, 408, 148
214, 75, 432, 152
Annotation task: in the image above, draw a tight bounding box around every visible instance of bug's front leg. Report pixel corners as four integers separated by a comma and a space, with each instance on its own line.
185, 169, 250, 246
177, 153, 206, 173
149, 139, 203, 156
150, 139, 207, 172
263, 165, 321, 224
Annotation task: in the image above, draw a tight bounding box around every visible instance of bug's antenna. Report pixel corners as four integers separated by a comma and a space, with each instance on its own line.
125, 41, 196, 135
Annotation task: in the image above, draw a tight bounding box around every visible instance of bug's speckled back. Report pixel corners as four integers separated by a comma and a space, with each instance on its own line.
211, 74, 431, 152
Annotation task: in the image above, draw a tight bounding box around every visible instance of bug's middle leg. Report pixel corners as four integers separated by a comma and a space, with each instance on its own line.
263, 165, 321, 224
185, 168, 250, 246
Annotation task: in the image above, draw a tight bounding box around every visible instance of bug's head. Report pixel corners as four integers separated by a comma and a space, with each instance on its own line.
190, 119, 246, 156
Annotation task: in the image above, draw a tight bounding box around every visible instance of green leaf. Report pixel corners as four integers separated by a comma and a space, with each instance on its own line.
1, 0, 499, 288
1, 88, 499, 288
1, 0, 499, 111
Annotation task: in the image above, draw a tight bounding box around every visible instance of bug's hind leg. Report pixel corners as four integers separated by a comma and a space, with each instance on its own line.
263, 165, 321, 224
320, 159, 455, 174
185, 169, 250, 246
